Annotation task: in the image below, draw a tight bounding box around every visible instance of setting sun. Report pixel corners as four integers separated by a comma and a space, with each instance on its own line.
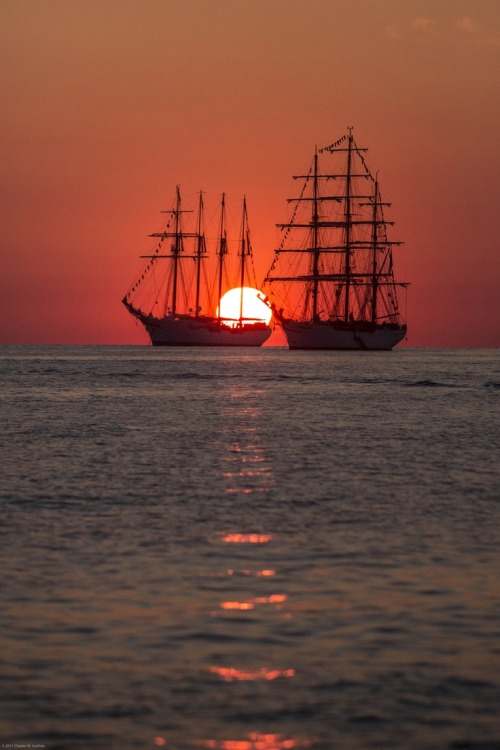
218, 287, 272, 327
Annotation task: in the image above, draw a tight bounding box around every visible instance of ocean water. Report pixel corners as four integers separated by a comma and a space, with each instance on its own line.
1, 345, 499, 750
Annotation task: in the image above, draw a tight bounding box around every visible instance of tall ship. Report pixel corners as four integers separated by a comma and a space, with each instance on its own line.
264, 129, 408, 350
123, 188, 272, 346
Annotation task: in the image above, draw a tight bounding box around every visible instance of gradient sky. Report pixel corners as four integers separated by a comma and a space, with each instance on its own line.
1, 0, 499, 346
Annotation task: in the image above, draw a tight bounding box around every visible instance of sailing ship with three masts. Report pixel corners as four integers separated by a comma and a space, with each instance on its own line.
264, 128, 408, 350
122, 188, 272, 346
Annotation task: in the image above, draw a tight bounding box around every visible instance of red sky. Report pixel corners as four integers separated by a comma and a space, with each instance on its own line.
1, 0, 499, 347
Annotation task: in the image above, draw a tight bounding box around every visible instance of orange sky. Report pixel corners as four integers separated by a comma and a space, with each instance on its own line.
1, 0, 499, 347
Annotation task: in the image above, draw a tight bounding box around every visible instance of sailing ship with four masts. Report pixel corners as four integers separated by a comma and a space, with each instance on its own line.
122, 188, 272, 346
263, 129, 408, 350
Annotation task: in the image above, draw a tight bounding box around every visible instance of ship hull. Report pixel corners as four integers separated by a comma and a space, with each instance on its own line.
281, 319, 406, 351
141, 313, 272, 347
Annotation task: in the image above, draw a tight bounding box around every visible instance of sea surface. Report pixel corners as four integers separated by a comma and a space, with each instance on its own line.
1, 346, 499, 750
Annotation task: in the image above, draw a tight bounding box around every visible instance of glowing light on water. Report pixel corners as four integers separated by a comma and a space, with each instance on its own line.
201, 733, 310, 749
220, 601, 255, 610
209, 667, 296, 682
226, 569, 276, 577
220, 594, 287, 610
253, 594, 287, 604
221, 533, 272, 544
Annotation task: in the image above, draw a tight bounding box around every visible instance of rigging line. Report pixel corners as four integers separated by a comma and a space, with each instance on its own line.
277, 163, 313, 252
127, 213, 174, 297
149, 262, 162, 315
319, 133, 347, 153
244, 204, 259, 291
200, 260, 211, 315
352, 138, 374, 181
178, 261, 191, 312
249, 252, 259, 289
246, 228, 260, 290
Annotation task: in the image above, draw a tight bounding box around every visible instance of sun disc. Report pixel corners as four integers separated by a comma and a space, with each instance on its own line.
218, 287, 272, 327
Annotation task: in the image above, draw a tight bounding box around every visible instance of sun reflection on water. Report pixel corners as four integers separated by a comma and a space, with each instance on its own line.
209, 666, 296, 682
217, 389, 275, 497
221, 533, 273, 544
220, 601, 255, 610
226, 569, 276, 577
254, 594, 287, 604
198, 387, 307, 750
200, 734, 311, 749
219, 594, 287, 611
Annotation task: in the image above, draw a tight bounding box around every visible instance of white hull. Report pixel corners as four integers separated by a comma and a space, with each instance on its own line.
282, 319, 406, 350
142, 314, 272, 347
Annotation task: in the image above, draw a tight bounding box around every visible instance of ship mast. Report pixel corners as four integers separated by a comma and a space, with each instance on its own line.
371, 179, 380, 324
343, 130, 353, 322
363, 176, 393, 324
194, 191, 206, 317
146, 187, 196, 317
217, 193, 227, 319
171, 186, 182, 317
239, 197, 249, 323
311, 149, 320, 321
